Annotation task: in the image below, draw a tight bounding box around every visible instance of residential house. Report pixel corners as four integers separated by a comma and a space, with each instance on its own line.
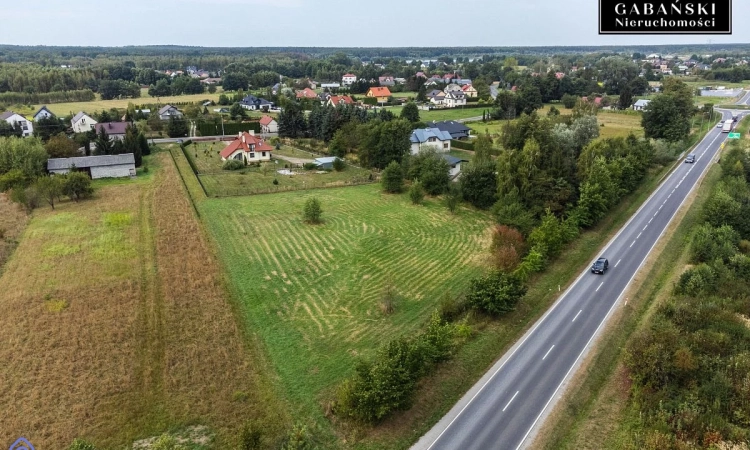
633, 99, 651, 111
259, 115, 278, 134
427, 121, 471, 140
158, 105, 183, 120
366, 87, 391, 104
318, 92, 332, 103
443, 74, 456, 83
410, 128, 452, 154
200, 77, 222, 85
33, 106, 54, 122
271, 83, 282, 95
342, 73, 357, 86
395, 77, 406, 85
240, 95, 274, 111
428, 90, 445, 106
444, 83, 462, 93
313, 156, 341, 170
219, 132, 273, 162
461, 84, 478, 98
296, 88, 318, 99
443, 91, 467, 108
94, 122, 129, 140
415, 71, 427, 79
489, 82, 501, 100
454, 79, 472, 86
327, 95, 355, 107
424, 80, 440, 87
442, 154, 468, 179
320, 82, 341, 89
48, 154, 136, 179
378, 76, 395, 87
0, 111, 33, 137
71, 112, 97, 134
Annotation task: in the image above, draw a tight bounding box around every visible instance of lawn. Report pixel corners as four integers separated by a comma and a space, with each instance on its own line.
180, 142, 375, 197
13, 87, 228, 117
198, 185, 494, 429
389, 105, 488, 122
0, 151, 286, 449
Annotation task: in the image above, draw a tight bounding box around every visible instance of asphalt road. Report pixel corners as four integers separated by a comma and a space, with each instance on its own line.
413, 105, 748, 450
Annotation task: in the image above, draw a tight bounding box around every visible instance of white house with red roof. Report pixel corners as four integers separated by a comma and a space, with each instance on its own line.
461, 84, 477, 98
259, 115, 278, 134
220, 132, 273, 162
327, 95, 355, 107
342, 73, 357, 86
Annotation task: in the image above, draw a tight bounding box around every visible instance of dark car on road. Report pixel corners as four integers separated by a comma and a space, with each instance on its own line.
685, 154, 696, 163
591, 257, 609, 274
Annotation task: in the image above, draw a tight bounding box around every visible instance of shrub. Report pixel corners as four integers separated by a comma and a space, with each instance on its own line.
674, 263, 719, 296
409, 181, 424, 205
237, 423, 263, 450
691, 224, 740, 264
381, 160, 404, 193
466, 271, 527, 316
438, 294, 468, 322
68, 439, 98, 450
491, 225, 527, 272
0, 169, 27, 192
380, 283, 396, 315
408, 151, 450, 195
444, 185, 461, 213
9, 185, 40, 212
150, 434, 188, 450
332, 157, 345, 172
303, 197, 322, 224
62, 172, 94, 202
273, 178, 279, 185
303, 162, 318, 170
34, 176, 63, 210
222, 159, 245, 170
281, 424, 318, 450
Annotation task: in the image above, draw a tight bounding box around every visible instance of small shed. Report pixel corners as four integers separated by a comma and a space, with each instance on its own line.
314, 157, 341, 170
442, 154, 468, 179
633, 99, 651, 111
47, 154, 136, 179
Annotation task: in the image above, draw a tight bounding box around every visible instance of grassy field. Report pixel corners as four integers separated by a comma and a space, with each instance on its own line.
181, 142, 375, 197
0, 151, 287, 449
0, 194, 28, 272
198, 185, 494, 438
7, 87, 228, 117
388, 105, 487, 122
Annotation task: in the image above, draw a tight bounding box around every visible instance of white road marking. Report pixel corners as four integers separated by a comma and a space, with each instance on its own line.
643, 225, 648, 230
572, 310, 582, 322
503, 391, 519, 412
630, 241, 635, 248
668, 194, 671, 199
637, 232, 642, 239
672, 189, 676, 193
648, 218, 653, 224
659, 205, 663, 210
542, 345, 555, 361
615, 259, 621, 268
596, 282, 604, 292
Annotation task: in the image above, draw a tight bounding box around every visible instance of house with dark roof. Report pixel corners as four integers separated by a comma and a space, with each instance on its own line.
0, 111, 33, 137
240, 95, 274, 111
378, 76, 395, 87
33, 106, 54, 122
158, 105, 183, 121
410, 128, 452, 154
442, 154, 468, 179
71, 112, 97, 134
94, 122, 129, 140
220, 132, 273, 162
48, 154, 136, 179
427, 121, 471, 140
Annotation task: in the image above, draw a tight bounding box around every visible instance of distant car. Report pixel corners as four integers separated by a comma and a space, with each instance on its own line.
685, 154, 696, 163
717, 121, 724, 128
591, 258, 609, 274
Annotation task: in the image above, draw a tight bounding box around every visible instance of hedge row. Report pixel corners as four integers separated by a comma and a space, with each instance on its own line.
451, 139, 475, 151
0, 89, 95, 106
197, 121, 260, 136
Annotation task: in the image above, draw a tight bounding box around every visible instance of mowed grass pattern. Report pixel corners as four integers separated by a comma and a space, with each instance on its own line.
200, 185, 493, 415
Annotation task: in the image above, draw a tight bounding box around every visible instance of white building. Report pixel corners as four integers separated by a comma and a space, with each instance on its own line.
443, 91, 467, 108
71, 112, 97, 134
409, 128, 452, 155
342, 73, 357, 86
0, 111, 33, 137
33, 106, 54, 122
633, 99, 651, 111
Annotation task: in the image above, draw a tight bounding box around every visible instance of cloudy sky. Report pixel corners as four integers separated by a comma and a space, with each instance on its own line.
3, 0, 749, 47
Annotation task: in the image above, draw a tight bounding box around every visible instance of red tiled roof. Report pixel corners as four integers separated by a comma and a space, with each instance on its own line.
461, 84, 474, 91
296, 88, 317, 98
343, 73, 356, 78
367, 87, 391, 97
259, 115, 275, 126
329, 95, 354, 105
220, 132, 273, 159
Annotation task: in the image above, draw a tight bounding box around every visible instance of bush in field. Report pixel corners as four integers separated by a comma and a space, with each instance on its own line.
444, 184, 461, 213
466, 271, 527, 316
381, 160, 404, 193
223, 159, 245, 171
332, 157, 345, 172
68, 439, 98, 450
690, 224, 740, 264
35, 175, 63, 210
237, 423, 263, 450
302, 197, 322, 224
9, 185, 40, 212
674, 263, 719, 296
491, 225, 527, 272
407, 151, 450, 196
0, 169, 28, 192
409, 181, 424, 205
150, 434, 188, 450
62, 172, 94, 202
281, 424, 318, 450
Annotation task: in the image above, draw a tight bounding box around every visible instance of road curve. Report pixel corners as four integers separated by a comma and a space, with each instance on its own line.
412, 105, 748, 450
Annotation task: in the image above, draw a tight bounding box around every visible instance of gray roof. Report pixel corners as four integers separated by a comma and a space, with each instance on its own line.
441, 154, 467, 166
0, 111, 17, 120
34, 106, 53, 118
410, 128, 452, 144
633, 99, 651, 107
72, 111, 93, 124
158, 105, 179, 115
315, 157, 340, 164
47, 154, 135, 170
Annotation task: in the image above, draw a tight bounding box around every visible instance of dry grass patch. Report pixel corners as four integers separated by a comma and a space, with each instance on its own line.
597, 112, 644, 140
0, 192, 29, 270
0, 153, 287, 449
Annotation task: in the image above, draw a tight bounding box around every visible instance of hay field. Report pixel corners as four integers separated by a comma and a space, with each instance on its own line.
0, 152, 286, 449
0, 193, 28, 270
199, 185, 494, 421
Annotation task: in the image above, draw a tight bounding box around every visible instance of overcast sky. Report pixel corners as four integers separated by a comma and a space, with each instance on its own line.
3, 0, 749, 48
